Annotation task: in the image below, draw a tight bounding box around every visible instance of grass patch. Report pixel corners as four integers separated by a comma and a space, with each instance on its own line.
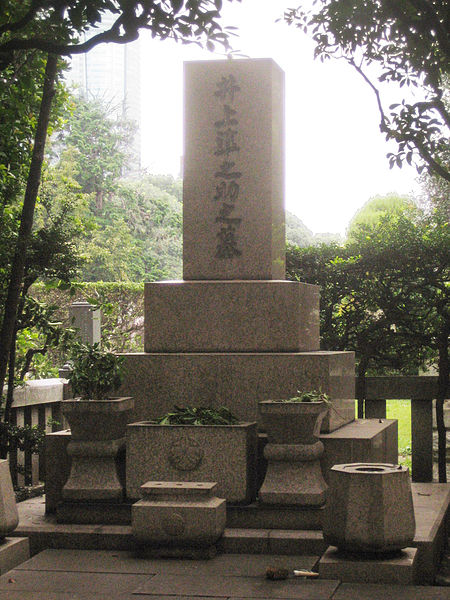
386, 399, 412, 469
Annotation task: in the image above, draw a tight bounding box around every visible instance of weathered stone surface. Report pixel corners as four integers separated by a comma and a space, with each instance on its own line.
323, 463, 416, 553
126, 422, 257, 504
61, 397, 134, 503
319, 546, 418, 584
120, 351, 355, 433
69, 301, 101, 345
45, 430, 71, 513
9, 378, 64, 408
0, 537, 29, 574
320, 419, 398, 479
258, 401, 328, 506
135, 571, 340, 599
132, 481, 226, 554
0, 459, 19, 538
183, 58, 285, 281
144, 280, 319, 352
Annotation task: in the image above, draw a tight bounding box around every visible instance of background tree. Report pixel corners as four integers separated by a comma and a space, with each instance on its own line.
287, 203, 449, 481
56, 96, 135, 212
346, 193, 416, 239
285, 1, 450, 182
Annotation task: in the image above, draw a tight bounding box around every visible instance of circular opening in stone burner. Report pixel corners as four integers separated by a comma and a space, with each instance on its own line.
355, 466, 386, 472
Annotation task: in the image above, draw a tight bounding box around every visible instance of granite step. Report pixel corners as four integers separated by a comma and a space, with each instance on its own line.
12, 482, 450, 585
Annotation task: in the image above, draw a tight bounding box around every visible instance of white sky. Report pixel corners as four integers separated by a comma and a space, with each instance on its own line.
139, 0, 419, 235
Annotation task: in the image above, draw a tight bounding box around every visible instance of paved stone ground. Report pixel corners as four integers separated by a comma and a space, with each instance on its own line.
1, 549, 450, 600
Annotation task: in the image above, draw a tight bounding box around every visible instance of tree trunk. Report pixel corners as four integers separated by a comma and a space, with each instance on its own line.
0, 53, 58, 401
436, 326, 449, 482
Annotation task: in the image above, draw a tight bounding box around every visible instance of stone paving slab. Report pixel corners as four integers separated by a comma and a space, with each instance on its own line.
14, 549, 158, 574
0, 594, 218, 600
14, 549, 318, 577
0, 594, 140, 600
0, 569, 151, 596
134, 572, 340, 599
333, 582, 450, 599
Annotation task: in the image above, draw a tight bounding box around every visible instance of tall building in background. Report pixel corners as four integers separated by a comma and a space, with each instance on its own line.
67, 14, 141, 171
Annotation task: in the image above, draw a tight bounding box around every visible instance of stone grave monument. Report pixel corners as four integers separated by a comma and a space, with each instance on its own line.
47, 58, 398, 518
122, 58, 356, 432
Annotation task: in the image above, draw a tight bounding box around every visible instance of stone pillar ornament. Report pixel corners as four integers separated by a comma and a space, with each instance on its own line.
323, 463, 416, 553
258, 400, 328, 506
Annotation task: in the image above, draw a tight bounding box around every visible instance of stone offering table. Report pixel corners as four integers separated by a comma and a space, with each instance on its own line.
132, 481, 226, 558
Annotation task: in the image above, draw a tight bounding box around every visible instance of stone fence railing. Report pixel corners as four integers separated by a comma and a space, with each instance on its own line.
357, 376, 440, 483
8, 379, 67, 488
7, 375, 443, 488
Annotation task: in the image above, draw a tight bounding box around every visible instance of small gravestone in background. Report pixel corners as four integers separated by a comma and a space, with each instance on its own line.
69, 301, 101, 345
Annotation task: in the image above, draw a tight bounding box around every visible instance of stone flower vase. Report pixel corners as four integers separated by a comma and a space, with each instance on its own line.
258, 400, 328, 506
62, 397, 134, 502
323, 463, 416, 553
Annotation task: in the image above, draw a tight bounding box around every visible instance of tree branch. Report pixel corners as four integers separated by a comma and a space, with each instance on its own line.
415, 138, 450, 181
0, 25, 140, 56
348, 58, 389, 133
0, 0, 41, 36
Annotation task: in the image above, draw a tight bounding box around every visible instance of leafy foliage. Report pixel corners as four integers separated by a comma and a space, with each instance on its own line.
286, 211, 342, 247
288, 390, 330, 404
346, 193, 416, 239
55, 96, 136, 211
69, 342, 125, 400
0, 1, 238, 60
45, 96, 183, 281
285, 1, 450, 182
31, 281, 145, 356
151, 405, 239, 425
287, 203, 449, 381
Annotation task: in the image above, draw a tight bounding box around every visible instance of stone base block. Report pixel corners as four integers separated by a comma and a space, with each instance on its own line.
320, 419, 398, 478
144, 280, 319, 352
120, 351, 355, 433
226, 503, 324, 530
56, 501, 131, 524
0, 537, 29, 574
45, 430, 71, 513
319, 546, 418, 584
126, 422, 257, 503
132, 481, 226, 556
45, 430, 127, 513
62, 439, 125, 503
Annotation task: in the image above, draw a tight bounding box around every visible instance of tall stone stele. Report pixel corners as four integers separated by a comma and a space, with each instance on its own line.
122, 58, 355, 432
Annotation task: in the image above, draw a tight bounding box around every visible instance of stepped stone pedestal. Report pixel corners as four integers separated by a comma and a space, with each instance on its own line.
47, 59, 397, 532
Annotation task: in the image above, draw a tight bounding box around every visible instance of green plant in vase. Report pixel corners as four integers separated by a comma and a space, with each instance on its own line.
279, 390, 330, 404
69, 342, 124, 400
150, 405, 239, 425
61, 342, 133, 504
